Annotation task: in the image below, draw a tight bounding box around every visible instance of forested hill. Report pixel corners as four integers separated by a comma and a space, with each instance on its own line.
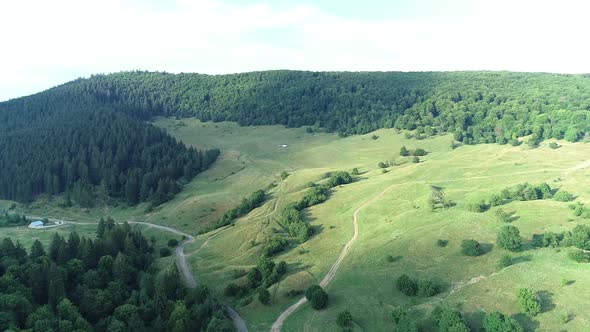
3, 70, 590, 202
34, 70, 590, 143
0, 88, 220, 204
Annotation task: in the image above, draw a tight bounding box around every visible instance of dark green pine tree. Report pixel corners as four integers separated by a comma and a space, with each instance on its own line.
30, 240, 46, 259
48, 263, 65, 309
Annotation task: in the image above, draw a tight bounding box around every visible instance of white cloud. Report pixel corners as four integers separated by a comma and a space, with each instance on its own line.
1, 0, 590, 101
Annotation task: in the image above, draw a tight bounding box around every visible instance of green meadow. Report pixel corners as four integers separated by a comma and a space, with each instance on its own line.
159, 118, 590, 331
5, 117, 590, 331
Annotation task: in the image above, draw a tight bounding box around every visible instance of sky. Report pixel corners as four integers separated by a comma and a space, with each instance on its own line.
1, 0, 589, 101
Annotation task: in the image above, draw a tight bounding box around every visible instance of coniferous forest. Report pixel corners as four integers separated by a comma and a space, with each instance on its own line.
0, 220, 233, 331
0, 88, 220, 205
3, 70, 590, 205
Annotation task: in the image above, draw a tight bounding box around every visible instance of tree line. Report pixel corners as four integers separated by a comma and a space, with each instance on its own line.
19, 70, 590, 143
0, 212, 28, 227
0, 219, 234, 331
215, 190, 266, 228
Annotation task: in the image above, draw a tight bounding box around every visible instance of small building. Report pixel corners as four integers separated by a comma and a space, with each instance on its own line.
281, 144, 288, 148
28, 220, 44, 229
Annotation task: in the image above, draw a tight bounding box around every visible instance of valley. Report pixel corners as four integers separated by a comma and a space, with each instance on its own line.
3, 72, 590, 331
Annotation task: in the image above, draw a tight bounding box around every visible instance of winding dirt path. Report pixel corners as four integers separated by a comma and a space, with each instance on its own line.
271, 181, 400, 331
27, 159, 590, 332
271, 159, 590, 331
34, 217, 248, 332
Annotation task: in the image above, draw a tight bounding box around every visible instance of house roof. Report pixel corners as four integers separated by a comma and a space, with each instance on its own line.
30, 221, 44, 226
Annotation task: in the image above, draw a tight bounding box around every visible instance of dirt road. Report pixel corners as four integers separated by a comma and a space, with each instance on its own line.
271, 181, 398, 331
35, 217, 248, 332
270, 160, 590, 331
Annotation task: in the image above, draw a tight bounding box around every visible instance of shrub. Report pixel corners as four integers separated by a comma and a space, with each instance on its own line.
417, 279, 436, 297
413, 148, 426, 156
258, 289, 270, 305
412, 156, 420, 163
467, 201, 489, 213
517, 288, 541, 317
262, 236, 289, 256
378, 162, 388, 168
280, 171, 289, 180
554, 190, 574, 202
216, 189, 267, 227
527, 139, 538, 148
159, 247, 172, 257
483, 311, 524, 332
497, 225, 522, 251
336, 310, 353, 327
305, 285, 328, 310
498, 254, 512, 268
397, 316, 418, 332
489, 194, 503, 207
400, 146, 409, 156
549, 142, 559, 149
568, 250, 590, 263
461, 239, 482, 256
386, 254, 395, 262
542, 231, 562, 247
167, 239, 179, 247
396, 274, 417, 296
351, 168, 359, 175
246, 268, 262, 289
391, 306, 407, 323
437, 239, 448, 247
432, 305, 469, 332
371, 134, 379, 140
326, 171, 353, 187
560, 312, 571, 324
494, 208, 511, 222
275, 261, 287, 274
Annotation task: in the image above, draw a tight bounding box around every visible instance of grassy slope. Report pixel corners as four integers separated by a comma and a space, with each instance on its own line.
4, 117, 590, 331
155, 119, 590, 331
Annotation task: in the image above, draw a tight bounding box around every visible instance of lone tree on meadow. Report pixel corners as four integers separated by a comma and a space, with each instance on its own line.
517, 288, 541, 317
400, 146, 409, 156
336, 310, 353, 328
413, 148, 426, 156
461, 239, 482, 256
305, 285, 328, 310
497, 225, 522, 251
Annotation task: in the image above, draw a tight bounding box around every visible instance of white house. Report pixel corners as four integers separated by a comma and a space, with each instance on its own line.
28, 220, 44, 229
